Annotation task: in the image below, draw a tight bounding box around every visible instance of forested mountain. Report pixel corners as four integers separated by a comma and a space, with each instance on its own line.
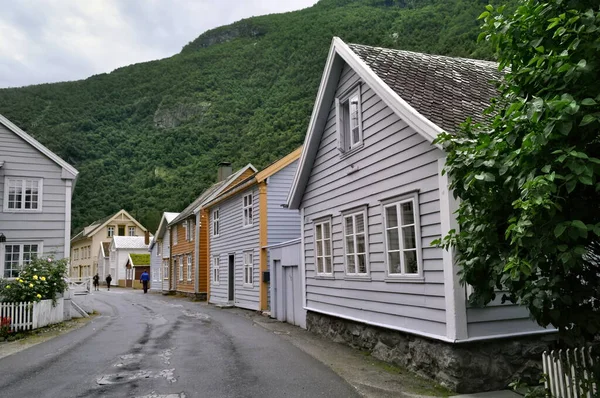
0, 0, 515, 233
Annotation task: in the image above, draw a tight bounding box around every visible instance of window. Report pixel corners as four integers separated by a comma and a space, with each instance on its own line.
107, 226, 115, 238
242, 193, 253, 226
189, 220, 194, 241
187, 254, 192, 281
384, 197, 421, 276
213, 209, 220, 237
2, 243, 40, 278
118, 225, 125, 236
3, 177, 42, 212
314, 220, 333, 275
156, 241, 162, 257
212, 255, 220, 284
179, 255, 184, 281
343, 210, 368, 275
172, 226, 178, 245
243, 251, 253, 285
129, 226, 136, 236
336, 87, 362, 153
183, 221, 188, 241
74, 248, 79, 261
163, 259, 169, 280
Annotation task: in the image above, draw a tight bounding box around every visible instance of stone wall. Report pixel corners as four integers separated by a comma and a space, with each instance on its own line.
306, 311, 555, 393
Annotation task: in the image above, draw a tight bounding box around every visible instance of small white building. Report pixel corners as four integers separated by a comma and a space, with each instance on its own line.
108, 236, 150, 287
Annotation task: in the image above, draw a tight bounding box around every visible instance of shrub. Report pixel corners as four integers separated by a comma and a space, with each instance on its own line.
0, 317, 11, 340
0, 257, 69, 305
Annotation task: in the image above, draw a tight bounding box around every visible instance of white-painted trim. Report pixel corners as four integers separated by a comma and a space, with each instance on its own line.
0, 114, 79, 177
456, 328, 558, 343
301, 208, 307, 309
3, 176, 44, 213
0, 241, 44, 279
263, 238, 301, 250
438, 158, 468, 341
64, 180, 72, 262
81, 209, 148, 243
286, 37, 445, 209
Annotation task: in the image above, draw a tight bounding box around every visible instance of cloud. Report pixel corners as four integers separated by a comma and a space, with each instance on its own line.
0, 0, 318, 88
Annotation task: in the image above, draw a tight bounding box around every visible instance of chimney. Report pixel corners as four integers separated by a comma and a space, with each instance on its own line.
144, 230, 150, 245
217, 162, 233, 182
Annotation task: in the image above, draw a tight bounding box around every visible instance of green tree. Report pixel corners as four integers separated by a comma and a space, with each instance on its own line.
435, 0, 600, 345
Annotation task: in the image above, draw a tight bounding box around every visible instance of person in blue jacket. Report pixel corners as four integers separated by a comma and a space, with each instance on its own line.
140, 270, 150, 294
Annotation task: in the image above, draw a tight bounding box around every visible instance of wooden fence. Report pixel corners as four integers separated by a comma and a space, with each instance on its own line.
543, 347, 598, 398
0, 299, 65, 332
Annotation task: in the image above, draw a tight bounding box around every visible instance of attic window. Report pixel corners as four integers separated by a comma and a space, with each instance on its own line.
336, 86, 362, 153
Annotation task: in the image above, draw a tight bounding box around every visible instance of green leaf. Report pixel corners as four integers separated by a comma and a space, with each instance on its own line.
579, 175, 593, 185
541, 165, 551, 173
566, 179, 577, 193
580, 114, 596, 126
478, 11, 490, 20
581, 98, 596, 106
571, 220, 587, 230
577, 59, 587, 69
554, 223, 567, 237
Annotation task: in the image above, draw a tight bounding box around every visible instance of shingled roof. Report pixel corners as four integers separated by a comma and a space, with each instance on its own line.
347, 43, 501, 133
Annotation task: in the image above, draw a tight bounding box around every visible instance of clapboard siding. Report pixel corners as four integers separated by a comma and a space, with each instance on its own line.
209, 186, 260, 310
300, 63, 448, 339
150, 241, 162, 291
0, 122, 70, 262
267, 160, 301, 246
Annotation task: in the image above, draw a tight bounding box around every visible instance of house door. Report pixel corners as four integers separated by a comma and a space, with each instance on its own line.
228, 255, 235, 302
126, 266, 133, 288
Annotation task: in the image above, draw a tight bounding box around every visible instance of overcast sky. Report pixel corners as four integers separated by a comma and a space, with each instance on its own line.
0, 0, 318, 89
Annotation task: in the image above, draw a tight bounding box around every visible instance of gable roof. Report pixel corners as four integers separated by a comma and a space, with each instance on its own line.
72, 209, 148, 243
286, 37, 500, 209
203, 148, 302, 209
170, 164, 257, 225
150, 211, 179, 247
112, 236, 149, 250
0, 113, 79, 180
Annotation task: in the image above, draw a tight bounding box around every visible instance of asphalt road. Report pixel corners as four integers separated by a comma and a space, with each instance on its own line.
0, 290, 359, 398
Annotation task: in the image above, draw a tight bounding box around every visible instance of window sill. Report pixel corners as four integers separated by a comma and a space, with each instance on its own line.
384, 276, 425, 284
339, 143, 364, 160
242, 283, 255, 289
2, 209, 43, 213
242, 224, 253, 229
315, 275, 335, 280
344, 275, 371, 282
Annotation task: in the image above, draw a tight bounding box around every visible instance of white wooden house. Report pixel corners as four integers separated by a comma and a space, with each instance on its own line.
149, 212, 179, 292
286, 38, 554, 393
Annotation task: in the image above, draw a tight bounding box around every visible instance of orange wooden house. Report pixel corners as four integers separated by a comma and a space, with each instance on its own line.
166, 163, 257, 298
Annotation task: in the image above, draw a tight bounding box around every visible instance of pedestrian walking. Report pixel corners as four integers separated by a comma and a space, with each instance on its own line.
140, 270, 150, 294
106, 274, 112, 291
92, 273, 99, 291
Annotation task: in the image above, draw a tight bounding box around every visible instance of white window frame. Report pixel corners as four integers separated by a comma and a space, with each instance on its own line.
172, 226, 178, 245
107, 226, 115, 238
3, 177, 43, 212
187, 254, 192, 281
74, 248, 79, 261
336, 85, 363, 154
128, 226, 136, 236
1, 242, 42, 279
156, 241, 162, 257
183, 221, 188, 241
212, 255, 220, 285
314, 218, 333, 276
342, 208, 369, 277
382, 193, 423, 279
179, 255, 184, 281
163, 259, 169, 280
213, 209, 220, 237
243, 251, 253, 286
242, 193, 253, 227
188, 219, 194, 241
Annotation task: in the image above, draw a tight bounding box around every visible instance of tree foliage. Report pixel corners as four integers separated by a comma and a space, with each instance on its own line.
435, 0, 600, 343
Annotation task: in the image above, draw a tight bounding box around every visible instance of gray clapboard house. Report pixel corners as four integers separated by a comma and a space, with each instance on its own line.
0, 114, 78, 278
149, 212, 179, 292
286, 38, 553, 392
205, 148, 302, 311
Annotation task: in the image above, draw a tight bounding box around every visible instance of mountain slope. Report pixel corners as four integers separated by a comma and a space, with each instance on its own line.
0, 0, 513, 233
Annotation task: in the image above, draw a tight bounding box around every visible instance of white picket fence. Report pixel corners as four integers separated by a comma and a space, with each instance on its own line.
543, 347, 598, 398
0, 298, 65, 332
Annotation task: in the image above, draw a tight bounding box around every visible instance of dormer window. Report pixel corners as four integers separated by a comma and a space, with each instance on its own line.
336, 86, 362, 153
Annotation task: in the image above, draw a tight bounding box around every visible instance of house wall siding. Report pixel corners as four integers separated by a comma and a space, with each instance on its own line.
300, 63, 448, 338
209, 186, 260, 310
0, 123, 68, 261
170, 220, 195, 294
150, 241, 162, 291
266, 160, 301, 246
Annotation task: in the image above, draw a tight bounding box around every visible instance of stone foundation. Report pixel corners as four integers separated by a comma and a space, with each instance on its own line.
306, 311, 555, 393
175, 290, 207, 301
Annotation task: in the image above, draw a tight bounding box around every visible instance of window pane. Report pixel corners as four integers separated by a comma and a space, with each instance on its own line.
317, 258, 323, 273
347, 255, 355, 274
355, 214, 365, 233
324, 257, 332, 274
387, 228, 400, 251
404, 250, 418, 274
356, 234, 366, 254
324, 239, 331, 256
344, 217, 353, 236
402, 226, 417, 249
401, 201, 415, 225
385, 206, 398, 228
357, 254, 366, 274
316, 224, 322, 240
316, 240, 323, 257
345, 237, 355, 254
388, 251, 401, 274
323, 222, 331, 239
